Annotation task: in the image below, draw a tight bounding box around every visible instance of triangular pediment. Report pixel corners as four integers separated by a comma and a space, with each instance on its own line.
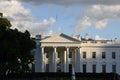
41, 33, 80, 42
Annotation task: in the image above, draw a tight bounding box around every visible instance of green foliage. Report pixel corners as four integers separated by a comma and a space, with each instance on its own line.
0, 15, 36, 75
0, 17, 11, 29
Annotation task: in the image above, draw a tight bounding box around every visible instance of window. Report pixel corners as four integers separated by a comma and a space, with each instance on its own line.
112, 65, 116, 73
92, 64, 96, 73
92, 52, 96, 58
83, 52, 86, 58
58, 52, 61, 58
102, 64, 106, 73
83, 64, 87, 73
102, 52, 106, 59
112, 52, 116, 59
69, 52, 72, 58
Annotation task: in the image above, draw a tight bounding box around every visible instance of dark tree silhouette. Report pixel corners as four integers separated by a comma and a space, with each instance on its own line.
0, 13, 36, 75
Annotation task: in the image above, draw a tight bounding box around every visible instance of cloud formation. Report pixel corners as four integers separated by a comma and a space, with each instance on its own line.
20, 0, 120, 33
2, 0, 120, 36
74, 16, 91, 32
0, 0, 56, 36
74, 5, 120, 32
21, 0, 120, 6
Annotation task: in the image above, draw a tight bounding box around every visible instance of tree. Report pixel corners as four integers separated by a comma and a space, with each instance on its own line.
0, 13, 36, 75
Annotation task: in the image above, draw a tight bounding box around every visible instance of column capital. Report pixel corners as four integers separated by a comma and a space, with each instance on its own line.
52, 46, 57, 48
66, 47, 69, 52
41, 46, 45, 48
41, 47, 44, 52
77, 46, 81, 48
54, 47, 57, 52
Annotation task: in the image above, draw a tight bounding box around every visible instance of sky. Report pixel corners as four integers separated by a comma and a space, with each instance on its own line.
0, 0, 120, 40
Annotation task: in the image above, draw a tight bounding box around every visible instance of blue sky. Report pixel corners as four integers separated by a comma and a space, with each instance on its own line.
0, 0, 120, 40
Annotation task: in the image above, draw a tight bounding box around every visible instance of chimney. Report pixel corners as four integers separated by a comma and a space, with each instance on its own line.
84, 33, 89, 40
35, 35, 42, 46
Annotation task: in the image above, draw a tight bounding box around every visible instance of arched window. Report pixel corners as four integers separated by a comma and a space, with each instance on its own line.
111, 62, 117, 73
92, 64, 96, 73
82, 62, 87, 73
101, 62, 106, 73
102, 64, 106, 73
83, 64, 86, 73
112, 65, 116, 73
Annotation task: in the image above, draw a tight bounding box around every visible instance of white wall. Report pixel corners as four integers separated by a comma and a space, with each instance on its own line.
80, 47, 120, 75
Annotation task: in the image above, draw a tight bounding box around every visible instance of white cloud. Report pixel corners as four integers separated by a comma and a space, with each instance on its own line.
95, 35, 105, 40
44, 30, 54, 37
2, 0, 120, 36
29, 18, 56, 36
43, 26, 62, 37
74, 16, 91, 32
57, 27, 62, 33
0, 0, 56, 36
86, 5, 120, 20
21, 0, 120, 6
19, 0, 120, 33
74, 5, 120, 32
95, 20, 107, 30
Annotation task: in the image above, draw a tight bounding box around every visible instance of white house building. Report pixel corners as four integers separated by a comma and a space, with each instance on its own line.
32, 33, 120, 75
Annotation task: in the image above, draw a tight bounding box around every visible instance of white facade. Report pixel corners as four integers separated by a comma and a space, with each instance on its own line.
33, 33, 120, 75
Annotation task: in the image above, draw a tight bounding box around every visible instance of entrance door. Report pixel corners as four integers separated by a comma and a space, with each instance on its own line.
69, 64, 72, 72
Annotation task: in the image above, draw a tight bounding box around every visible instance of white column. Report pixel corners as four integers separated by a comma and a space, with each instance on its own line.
41, 47, 44, 72
52, 47, 57, 72
64, 51, 66, 72
66, 47, 69, 72
76, 48, 81, 72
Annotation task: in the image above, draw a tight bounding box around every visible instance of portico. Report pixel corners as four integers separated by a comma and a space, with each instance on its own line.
42, 47, 81, 72
35, 33, 81, 72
